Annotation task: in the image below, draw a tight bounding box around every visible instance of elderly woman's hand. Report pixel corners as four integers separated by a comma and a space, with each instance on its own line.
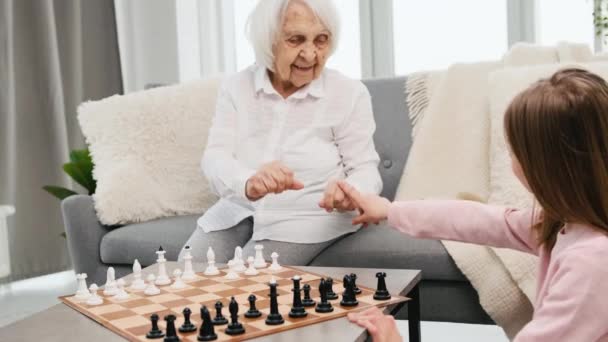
348, 307, 403, 342
337, 181, 391, 225
246, 161, 304, 201
318, 180, 357, 212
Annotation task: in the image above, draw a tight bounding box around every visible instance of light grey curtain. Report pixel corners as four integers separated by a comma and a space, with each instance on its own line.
0, 0, 122, 281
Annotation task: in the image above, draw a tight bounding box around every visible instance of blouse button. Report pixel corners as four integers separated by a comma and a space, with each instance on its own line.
383, 159, 393, 168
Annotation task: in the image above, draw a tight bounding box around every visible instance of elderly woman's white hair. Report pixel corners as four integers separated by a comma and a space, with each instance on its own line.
246, 0, 340, 72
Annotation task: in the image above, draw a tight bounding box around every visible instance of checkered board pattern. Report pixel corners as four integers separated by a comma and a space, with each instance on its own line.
60, 266, 409, 341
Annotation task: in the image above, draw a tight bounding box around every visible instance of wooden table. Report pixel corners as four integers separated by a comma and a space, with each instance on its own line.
0, 264, 421, 342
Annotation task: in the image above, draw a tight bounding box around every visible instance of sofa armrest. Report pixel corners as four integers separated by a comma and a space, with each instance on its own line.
61, 195, 111, 284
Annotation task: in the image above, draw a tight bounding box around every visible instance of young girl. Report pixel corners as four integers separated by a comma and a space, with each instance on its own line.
343, 68, 608, 342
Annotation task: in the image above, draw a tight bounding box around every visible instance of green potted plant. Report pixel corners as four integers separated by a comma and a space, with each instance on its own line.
43, 148, 95, 237
43, 148, 96, 200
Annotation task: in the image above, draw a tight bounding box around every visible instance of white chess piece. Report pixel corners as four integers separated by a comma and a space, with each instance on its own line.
103, 267, 118, 296
129, 259, 146, 290
224, 260, 240, 280
204, 247, 220, 276
86, 284, 103, 306
232, 246, 247, 272
170, 269, 187, 290
181, 246, 196, 281
269, 252, 282, 271
145, 274, 161, 295
75, 273, 91, 300
253, 244, 267, 268
113, 279, 130, 300
244, 256, 259, 276
155, 246, 171, 285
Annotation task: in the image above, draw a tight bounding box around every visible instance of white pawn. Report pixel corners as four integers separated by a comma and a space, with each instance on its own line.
103, 267, 118, 296
170, 269, 187, 290
181, 246, 196, 281
244, 256, 259, 276
269, 252, 282, 271
130, 259, 146, 291
75, 273, 91, 300
204, 247, 219, 276
113, 279, 130, 300
253, 244, 267, 268
86, 284, 103, 306
224, 260, 240, 280
144, 274, 161, 296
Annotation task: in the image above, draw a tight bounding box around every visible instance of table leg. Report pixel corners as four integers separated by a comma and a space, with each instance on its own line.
407, 284, 421, 342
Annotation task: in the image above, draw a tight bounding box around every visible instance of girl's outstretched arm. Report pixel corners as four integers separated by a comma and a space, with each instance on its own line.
338, 181, 539, 255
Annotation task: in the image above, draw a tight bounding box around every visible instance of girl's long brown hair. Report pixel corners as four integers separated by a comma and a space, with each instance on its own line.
504, 68, 608, 250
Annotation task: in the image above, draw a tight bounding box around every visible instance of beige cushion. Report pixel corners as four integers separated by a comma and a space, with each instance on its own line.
78, 79, 221, 225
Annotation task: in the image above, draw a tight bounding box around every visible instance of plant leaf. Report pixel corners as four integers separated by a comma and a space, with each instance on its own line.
69, 149, 92, 164
43, 186, 78, 200
63, 161, 95, 194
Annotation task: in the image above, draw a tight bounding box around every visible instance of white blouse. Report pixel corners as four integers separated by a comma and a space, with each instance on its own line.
197, 64, 382, 243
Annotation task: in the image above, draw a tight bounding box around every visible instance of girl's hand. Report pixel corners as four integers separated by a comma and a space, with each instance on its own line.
348, 307, 403, 342
337, 181, 391, 226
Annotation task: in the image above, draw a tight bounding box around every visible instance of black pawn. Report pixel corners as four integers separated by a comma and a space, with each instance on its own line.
245, 294, 262, 318
225, 297, 245, 335
326, 277, 338, 300
315, 278, 334, 313
265, 281, 285, 325
212, 301, 228, 325
179, 307, 197, 333
197, 306, 217, 341
289, 276, 307, 318
340, 274, 359, 307
373, 272, 391, 300
302, 284, 315, 307
163, 315, 180, 342
146, 313, 164, 339
351, 273, 362, 294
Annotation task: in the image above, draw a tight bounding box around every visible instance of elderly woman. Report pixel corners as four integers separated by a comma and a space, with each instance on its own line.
180, 0, 381, 265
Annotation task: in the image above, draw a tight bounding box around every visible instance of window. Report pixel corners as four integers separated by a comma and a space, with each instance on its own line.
392, 0, 508, 75
233, 0, 362, 78
536, 0, 595, 48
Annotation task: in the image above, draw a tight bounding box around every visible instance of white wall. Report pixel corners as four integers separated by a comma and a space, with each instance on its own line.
114, 0, 180, 92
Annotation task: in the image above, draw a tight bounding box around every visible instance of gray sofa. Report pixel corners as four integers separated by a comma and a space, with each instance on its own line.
62, 76, 493, 324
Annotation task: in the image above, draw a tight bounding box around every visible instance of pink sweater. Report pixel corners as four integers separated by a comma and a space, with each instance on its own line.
387, 200, 608, 342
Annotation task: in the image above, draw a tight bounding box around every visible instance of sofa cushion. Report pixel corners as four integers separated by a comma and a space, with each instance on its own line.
310, 223, 467, 282
100, 215, 198, 266
362, 76, 411, 201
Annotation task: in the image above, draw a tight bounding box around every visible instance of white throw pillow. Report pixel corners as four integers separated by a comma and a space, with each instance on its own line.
78, 78, 221, 225
487, 62, 608, 207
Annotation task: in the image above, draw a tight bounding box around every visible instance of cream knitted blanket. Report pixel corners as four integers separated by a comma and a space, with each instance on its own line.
396, 42, 593, 339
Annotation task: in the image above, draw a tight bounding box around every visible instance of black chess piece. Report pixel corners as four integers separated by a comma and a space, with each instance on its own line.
163, 314, 180, 342
265, 280, 285, 325
326, 277, 338, 300
146, 313, 165, 339
179, 307, 197, 333
245, 294, 262, 318
289, 276, 308, 318
340, 274, 359, 307
212, 301, 228, 325
197, 306, 217, 341
302, 284, 316, 307
315, 278, 334, 313
373, 272, 391, 300
224, 297, 246, 335
350, 273, 362, 294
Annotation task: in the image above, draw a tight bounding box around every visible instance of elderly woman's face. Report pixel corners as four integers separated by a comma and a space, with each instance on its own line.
272, 1, 330, 89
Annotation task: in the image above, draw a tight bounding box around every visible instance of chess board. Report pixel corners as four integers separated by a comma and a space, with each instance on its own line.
60, 266, 409, 341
